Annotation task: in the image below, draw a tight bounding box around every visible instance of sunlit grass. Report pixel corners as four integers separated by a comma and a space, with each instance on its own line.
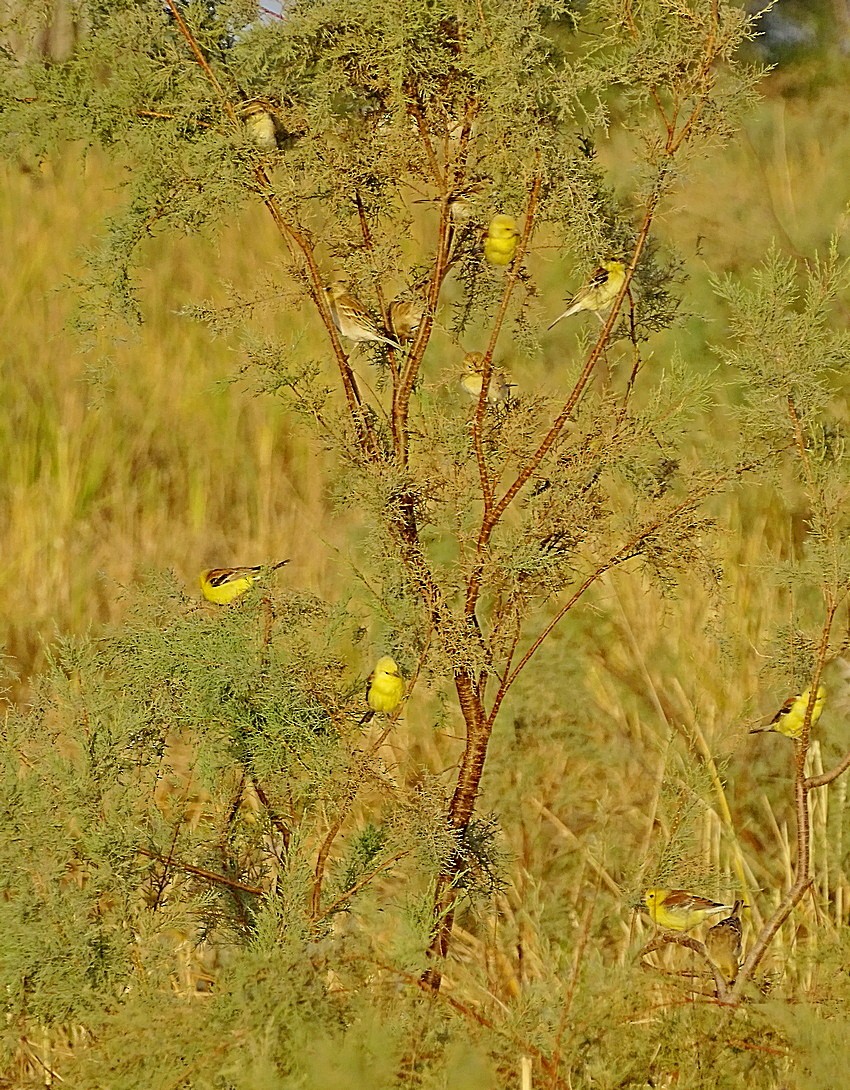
0, 152, 337, 695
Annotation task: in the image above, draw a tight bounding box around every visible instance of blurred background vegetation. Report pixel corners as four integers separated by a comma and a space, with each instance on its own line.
3, 1, 850, 1088
3, 0, 850, 693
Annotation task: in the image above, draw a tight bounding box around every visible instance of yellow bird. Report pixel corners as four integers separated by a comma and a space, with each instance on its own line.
199, 560, 289, 605
484, 214, 519, 266
458, 352, 516, 406
750, 685, 826, 740
239, 99, 279, 151
643, 888, 739, 932
547, 260, 626, 329
705, 900, 744, 987
360, 656, 405, 724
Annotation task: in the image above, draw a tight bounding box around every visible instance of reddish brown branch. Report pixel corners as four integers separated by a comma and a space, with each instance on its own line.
469, 174, 543, 515
163, 1, 377, 458
394, 103, 480, 464
487, 554, 628, 726
363, 958, 567, 1088
164, 0, 233, 111
311, 788, 358, 919
639, 932, 729, 999
138, 847, 263, 895
805, 747, 850, 789
314, 850, 412, 922
464, 185, 662, 625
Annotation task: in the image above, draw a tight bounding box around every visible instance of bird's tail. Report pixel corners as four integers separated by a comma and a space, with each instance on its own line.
358, 709, 376, 726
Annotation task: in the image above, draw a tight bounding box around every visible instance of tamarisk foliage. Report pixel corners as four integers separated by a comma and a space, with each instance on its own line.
10, 2, 850, 1087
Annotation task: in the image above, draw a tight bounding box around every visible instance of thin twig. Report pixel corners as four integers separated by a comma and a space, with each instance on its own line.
138, 847, 263, 895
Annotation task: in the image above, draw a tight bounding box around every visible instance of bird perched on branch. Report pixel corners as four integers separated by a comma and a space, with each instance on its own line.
547, 260, 626, 329
239, 98, 279, 151
325, 284, 403, 350
705, 900, 744, 987
484, 214, 519, 266
458, 352, 516, 406
643, 888, 740, 932
388, 298, 425, 344
199, 561, 289, 605
750, 685, 826, 740
360, 656, 405, 725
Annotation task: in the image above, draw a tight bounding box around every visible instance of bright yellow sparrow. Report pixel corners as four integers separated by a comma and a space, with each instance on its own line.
484, 214, 519, 267
705, 900, 744, 986
643, 888, 739, 932
548, 260, 626, 329
360, 655, 405, 724
199, 560, 289, 605
750, 685, 826, 740
325, 284, 403, 350
458, 352, 516, 406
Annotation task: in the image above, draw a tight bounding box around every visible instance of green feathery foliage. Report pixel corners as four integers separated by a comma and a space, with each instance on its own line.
6, 0, 850, 1086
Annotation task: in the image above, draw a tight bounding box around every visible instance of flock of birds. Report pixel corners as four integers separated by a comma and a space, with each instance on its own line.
191, 106, 828, 983
198, 244, 621, 726
240, 95, 630, 396
323, 244, 627, 406
196, 561, 827, 992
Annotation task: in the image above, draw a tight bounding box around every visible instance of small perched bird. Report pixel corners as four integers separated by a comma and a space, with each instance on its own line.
547, 260, 627, 330
705, 900, 744, 987
484, 214, 519, 266
388, 298, 425, 343
643, 888, 739, 932
459, 352, 516, 406
750, 685, 826, 740
360, 656, 405, 724
239, 99, 279, 151
448, 183, 484, 223
199, 561, 289, 605
415, 183, 483, 222
325, 284, 403, 350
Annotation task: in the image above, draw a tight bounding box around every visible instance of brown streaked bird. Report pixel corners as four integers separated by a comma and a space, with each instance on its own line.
388, 298, 425, 343
705, 900, 744, 987
325, 283, 403, 350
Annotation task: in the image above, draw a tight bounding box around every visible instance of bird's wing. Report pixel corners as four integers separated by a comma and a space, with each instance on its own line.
207, 567, 258, 587
770, 695, 796, 724
662, 890, 723, 911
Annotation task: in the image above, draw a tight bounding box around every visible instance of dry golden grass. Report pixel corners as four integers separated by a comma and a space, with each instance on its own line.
0, 151, 341, 696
